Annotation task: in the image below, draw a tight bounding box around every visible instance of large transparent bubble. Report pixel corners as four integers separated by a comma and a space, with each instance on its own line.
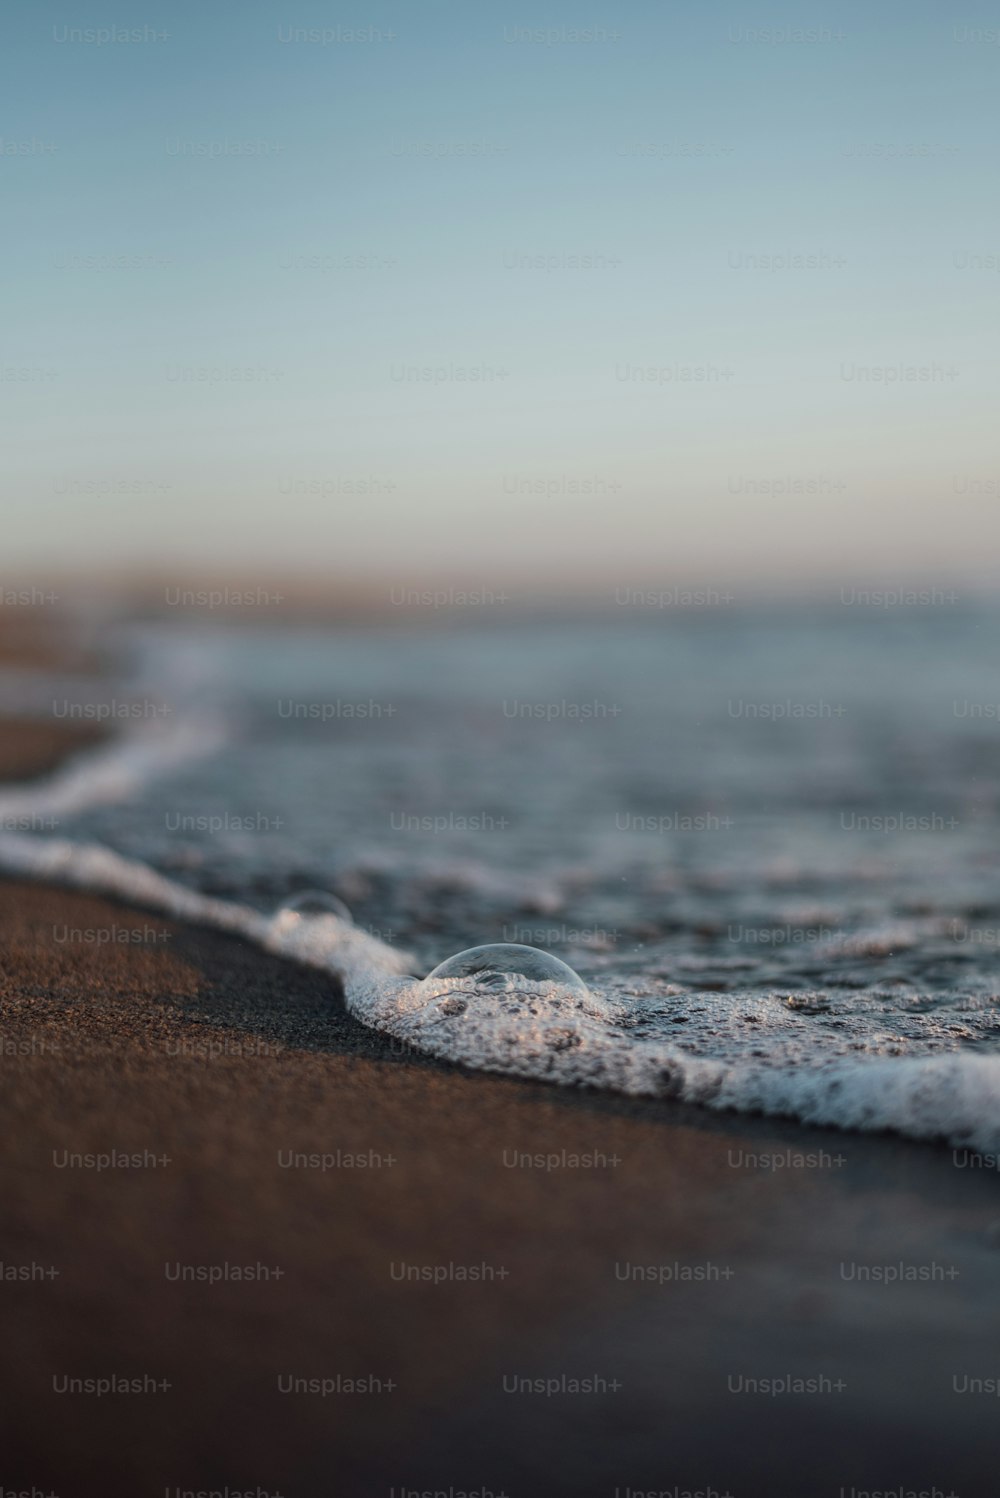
419, 943, 589, 1001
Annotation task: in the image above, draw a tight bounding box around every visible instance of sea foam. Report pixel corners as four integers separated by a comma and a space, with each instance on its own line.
4, 621, 1000, 1155
3, 755, 1000, 1154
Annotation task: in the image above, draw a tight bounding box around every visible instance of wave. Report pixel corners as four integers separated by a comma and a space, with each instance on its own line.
2, 714, 1000, 1155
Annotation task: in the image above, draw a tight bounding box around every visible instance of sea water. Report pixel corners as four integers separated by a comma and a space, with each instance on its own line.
4, 606, 1000, 1151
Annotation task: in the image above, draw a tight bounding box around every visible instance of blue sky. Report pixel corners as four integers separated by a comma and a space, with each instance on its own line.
4, 0, 999, 587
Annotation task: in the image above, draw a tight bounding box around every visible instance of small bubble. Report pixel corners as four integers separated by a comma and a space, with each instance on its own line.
272, 889, 353, 925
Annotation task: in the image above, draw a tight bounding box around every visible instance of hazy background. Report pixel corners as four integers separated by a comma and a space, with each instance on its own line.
4, 0, 998, 592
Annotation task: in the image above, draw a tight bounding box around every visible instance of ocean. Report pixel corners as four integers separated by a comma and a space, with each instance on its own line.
4, 603, 1000, 1151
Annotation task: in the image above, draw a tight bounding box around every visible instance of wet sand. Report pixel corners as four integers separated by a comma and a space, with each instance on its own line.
0, 720, 106, 784
0, 614, 107, 779
2, 875, 1000, 1497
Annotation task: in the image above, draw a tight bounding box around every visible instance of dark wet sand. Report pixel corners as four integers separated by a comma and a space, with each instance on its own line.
2, 877, 1000, 1498
0, 614, 107, 779
0, 720, 106, 783
0, 621, 98, 675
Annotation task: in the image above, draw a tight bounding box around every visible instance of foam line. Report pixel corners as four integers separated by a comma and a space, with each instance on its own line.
2, 720, 999, 1155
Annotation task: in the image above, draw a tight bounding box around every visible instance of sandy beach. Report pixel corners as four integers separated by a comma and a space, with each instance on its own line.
8, 0, 996, 1485
3, 605, 1000, 1498
3, 862, 1000, 1495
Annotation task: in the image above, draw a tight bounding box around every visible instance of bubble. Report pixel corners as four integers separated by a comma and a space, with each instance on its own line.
272, 889, 353, 925
419, 943, 589, 1000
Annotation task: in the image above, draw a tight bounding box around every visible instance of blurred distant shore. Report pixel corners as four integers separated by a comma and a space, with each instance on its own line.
0, 568, 991, 631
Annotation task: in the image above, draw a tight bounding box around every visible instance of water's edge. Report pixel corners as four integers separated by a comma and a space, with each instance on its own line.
4, 719, 1000, 1157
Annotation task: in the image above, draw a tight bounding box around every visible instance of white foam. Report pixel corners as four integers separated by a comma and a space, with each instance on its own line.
343, 967, 1000, 1154
2, 719, 1000, 1156
0, 698, 412, 971
0, 715, 227, 823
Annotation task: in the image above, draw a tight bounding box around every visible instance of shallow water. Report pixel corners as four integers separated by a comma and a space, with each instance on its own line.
5, 607, 1000, 1150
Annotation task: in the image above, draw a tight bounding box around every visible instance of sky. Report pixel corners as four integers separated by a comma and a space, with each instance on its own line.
3, 0, 999, 590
